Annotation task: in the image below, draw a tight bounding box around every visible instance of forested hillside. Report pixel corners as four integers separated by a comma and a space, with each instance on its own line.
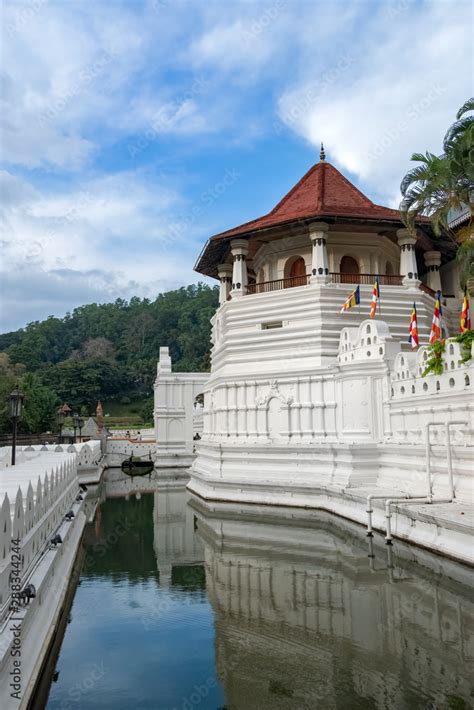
0, 284, 218, 435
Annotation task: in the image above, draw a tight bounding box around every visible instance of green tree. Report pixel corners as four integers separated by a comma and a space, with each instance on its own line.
0, 283, 219, 415
400, 98, 473, 235
0, 354, 25, 435
18, 372, 59, 434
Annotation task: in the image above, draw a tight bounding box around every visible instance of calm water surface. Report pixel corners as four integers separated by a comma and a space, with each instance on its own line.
45, 476, 473, 710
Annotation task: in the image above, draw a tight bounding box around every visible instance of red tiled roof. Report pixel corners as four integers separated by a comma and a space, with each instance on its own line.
195, 158, 431, 277
213, 160, 403, 240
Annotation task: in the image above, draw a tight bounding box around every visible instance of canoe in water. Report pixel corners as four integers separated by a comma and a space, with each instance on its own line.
121, 456, 154, 477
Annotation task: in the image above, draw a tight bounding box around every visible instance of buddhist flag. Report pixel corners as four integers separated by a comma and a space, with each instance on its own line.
340, 285, 360, 313
429, 291, 442, 344
460, 288, 471, 333
369, 276, 380, 318
408, 302, 419, 349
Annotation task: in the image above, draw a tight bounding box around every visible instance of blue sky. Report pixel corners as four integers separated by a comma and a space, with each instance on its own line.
0, 0, 472, 331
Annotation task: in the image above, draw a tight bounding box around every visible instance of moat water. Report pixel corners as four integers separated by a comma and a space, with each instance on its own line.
44, 477, 473, 709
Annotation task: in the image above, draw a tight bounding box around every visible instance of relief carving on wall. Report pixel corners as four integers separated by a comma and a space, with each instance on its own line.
256, 380, 294, 407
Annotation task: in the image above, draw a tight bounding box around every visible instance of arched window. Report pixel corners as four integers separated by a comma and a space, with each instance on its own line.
284, 256, 307, 287
340, 256, 359, 280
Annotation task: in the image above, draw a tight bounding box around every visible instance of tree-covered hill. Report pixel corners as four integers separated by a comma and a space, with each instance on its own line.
0, 283, 218, 434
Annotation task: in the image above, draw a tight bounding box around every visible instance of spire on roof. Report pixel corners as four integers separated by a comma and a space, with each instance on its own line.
320, 142, 326, 161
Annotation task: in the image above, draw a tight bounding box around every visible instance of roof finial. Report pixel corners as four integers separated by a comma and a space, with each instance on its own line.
320, 142, 326, 161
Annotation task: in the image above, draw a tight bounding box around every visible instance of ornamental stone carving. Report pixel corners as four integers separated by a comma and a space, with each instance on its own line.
256, 380, 294, 407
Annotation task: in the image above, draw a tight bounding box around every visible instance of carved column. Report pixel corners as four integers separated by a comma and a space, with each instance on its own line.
397, 229, 420, 286
423, 251, 442, 292
309, 222, 330, 284
217, 263, 233, 305
230, 239, 249, 298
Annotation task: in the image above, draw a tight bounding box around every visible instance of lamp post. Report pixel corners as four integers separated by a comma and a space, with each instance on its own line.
57, 408, 65, 443
77, 416, 84, 443
9, 387, 25, 466
72, 413, 79, 443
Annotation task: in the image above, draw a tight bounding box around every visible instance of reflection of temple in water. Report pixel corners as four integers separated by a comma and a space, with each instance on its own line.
191, 499, 474, 710
152, 486, 204, 586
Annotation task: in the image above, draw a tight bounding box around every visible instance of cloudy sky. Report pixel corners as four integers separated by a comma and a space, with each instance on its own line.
0, 0, 472, 332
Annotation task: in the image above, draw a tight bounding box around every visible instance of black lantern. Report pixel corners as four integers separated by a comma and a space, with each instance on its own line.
8, 387, 25, 466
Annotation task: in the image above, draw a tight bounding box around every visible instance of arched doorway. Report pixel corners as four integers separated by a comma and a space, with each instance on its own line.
385, 261, 394, 275
340, 255, 359, 284
284, 256, 307, 287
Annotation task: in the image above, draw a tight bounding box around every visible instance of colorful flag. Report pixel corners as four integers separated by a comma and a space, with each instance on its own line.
369, 276, 380, 318
340, 286, 360, 313
408, 302, 419, 349
429, 291, 442, 344
460, 288, 471, 333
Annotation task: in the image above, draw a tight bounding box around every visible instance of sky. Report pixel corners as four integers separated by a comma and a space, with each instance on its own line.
0, 0, 472, 333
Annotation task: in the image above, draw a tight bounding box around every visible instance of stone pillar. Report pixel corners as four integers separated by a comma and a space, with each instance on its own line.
423, 251, 442, 292
217, 264, 233, 305
230, 239, 249, 298
309, 222, 330, 283
396, 229, 420, 286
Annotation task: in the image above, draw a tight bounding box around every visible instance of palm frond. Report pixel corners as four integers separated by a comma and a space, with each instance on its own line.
456, 98, 474, 120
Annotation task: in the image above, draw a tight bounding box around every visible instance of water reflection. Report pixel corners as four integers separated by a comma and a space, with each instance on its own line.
45, 475, 473, 710
191, 498, 474, 710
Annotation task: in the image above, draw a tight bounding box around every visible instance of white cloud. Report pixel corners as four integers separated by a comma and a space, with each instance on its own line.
277, 1, 472, 204
0, 169, 207, 330
1, 0, 471, 331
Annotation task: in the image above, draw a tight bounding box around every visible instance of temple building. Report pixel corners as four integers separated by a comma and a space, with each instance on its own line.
188, 150, 473, 562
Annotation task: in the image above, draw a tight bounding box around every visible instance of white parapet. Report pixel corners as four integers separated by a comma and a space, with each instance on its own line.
0, 448, 88, 709
190, 313, 474, 559
0, 441, 102, 470
0, 451, 78, 614
154, 346, 208, 456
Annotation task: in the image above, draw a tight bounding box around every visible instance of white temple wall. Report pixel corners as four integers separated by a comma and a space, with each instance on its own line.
210, 283, 457, 379
154, 347, 208, 454
195, 318, 473, 502
440, 258, 463, 298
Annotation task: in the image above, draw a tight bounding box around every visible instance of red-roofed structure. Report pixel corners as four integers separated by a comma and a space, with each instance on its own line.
195, 154, 434, 279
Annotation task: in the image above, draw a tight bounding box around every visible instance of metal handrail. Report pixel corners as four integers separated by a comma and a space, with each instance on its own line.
245, 272, 443, 296
329, 272, 404, 286
247, 274, 310, 294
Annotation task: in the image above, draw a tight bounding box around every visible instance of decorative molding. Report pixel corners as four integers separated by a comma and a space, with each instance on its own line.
256, 380, 294, 407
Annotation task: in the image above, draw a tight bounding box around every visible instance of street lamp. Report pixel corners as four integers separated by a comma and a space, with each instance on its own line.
77, 416, 84, 443
72, 413, 79, 443
57, 407, 65, 443
9, 387, 25, 466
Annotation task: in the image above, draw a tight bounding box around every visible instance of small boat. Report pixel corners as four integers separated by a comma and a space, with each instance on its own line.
121, 455, 154, 477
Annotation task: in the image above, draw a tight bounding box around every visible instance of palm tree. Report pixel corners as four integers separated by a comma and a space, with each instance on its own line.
400, 98, 474, 288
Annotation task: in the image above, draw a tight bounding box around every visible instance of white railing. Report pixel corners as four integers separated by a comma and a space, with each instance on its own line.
0, 441, 102, 469
0, 453, 78, 619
